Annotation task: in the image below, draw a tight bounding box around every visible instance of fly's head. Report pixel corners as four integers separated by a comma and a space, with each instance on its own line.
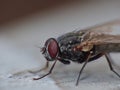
41, 38, 59, 61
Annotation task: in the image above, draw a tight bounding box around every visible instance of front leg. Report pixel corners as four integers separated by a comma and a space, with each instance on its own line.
28, 61, 49, 74
33, 59, 57, 80
58, 58, 70, 65
104, 53, 120, 78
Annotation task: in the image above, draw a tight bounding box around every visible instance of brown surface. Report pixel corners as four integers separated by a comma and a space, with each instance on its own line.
0, 0, 73, 25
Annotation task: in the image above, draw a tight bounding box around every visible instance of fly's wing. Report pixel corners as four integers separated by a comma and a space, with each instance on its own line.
75, 33, 120, 53
77, 19, 120, 44
81, 33, 120, 53
80, 19, 120, 33
58, 19, 120, 42
74, 19, 120, 52
85, 34, 120, 45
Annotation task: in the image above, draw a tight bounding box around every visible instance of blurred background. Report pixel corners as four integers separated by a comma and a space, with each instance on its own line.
0, 0, 73, 25
0, 0, 120, 90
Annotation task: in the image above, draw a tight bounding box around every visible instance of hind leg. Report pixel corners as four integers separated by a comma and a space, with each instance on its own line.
105, 53, 120, 78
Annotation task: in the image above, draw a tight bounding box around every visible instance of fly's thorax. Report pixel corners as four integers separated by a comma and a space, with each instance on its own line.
59, 45, 90, 63
57, 34, 82, 54
58, 40, 77, 56
56, 30, 91, 63
57, 39, 89, 63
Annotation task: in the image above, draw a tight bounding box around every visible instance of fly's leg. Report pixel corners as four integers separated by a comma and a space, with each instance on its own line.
105, 53, 120, 78
57, 57, 71, 65
33, 59, 57, 80
28, 61, 49, 74
88, 53, 103, 62
59, 59, 70, 64
76, 52, 92, 86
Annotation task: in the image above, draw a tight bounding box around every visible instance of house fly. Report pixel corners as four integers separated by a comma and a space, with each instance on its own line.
33, 20, 120, 86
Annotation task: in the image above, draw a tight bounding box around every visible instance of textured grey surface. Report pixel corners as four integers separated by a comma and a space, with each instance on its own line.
0, 1, 120, 90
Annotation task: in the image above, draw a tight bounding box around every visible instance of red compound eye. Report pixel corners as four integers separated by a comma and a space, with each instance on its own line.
47, 39, 59, 59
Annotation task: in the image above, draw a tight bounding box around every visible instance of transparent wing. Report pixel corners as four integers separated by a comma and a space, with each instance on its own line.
80, 19, 120, 33
58, 19, 120, 43
87, 34, 120, 45
79, 19, 120, 45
